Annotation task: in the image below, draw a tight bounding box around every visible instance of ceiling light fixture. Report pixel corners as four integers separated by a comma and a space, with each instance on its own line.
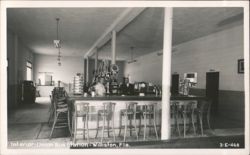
54, 18, 62, 66
157, 47, 178, 56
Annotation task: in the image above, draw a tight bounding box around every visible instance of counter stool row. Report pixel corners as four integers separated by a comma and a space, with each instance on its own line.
170, 100, 212, 138
72, 101, 159, 143
48, 94, 212, 142
118, 102, 158, 141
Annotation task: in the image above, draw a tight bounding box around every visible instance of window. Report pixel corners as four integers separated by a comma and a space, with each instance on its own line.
26, 61, 32, 81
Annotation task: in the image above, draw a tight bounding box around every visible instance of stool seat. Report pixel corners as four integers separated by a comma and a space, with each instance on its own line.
97, 109, 112, 115
142, 110, 154, 114
120, 109, 140, 115
75, 111, 88, 117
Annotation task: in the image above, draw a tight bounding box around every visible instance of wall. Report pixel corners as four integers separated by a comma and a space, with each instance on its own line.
123, 25, 244, 122
7, 30, 34, 109
7, 31, 16, 109
124, 50, 163, 85
33, 55, 126, 96
18, 39, 34, 82
36, 86, 54, 97
33, 54, 84, 94
172, 25, 244, 91
171, 25, 244, 121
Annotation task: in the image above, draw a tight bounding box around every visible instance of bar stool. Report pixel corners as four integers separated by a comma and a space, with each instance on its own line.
196, 99, 212, 136
170, 101, 181, 136
142, 103, 158, 140
49, 96, 71, 139
72, 102, 89, 143
177, 101, 197, 137
95, 102, 116, 143
118, 102, 140, 142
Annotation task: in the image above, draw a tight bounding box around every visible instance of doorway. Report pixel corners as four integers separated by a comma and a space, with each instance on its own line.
206, 72, 219, 115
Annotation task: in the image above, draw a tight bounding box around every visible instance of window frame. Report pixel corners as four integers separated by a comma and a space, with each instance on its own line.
26, 60, 32, 81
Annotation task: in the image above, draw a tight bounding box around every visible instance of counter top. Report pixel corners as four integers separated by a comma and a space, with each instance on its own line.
170, 94, 207, 100
67, 94, 207, 101
67, 94, 162, 101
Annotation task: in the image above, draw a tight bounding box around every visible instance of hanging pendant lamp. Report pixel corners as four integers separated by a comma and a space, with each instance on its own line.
53, 18, 62, 66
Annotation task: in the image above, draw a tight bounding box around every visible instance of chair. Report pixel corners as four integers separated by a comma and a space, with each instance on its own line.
141, 103, 158, 140
72, 102, 89, 143
48, 88, 67, 125
54, 87, 66, 97
196, 99, 212, 136
118, 102, 140, 142
95, 102, 116, 143
49, 90, 71, 139
176, 101, 197, 138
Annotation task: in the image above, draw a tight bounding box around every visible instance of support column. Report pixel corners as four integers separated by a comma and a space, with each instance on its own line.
82, 57, 86, 92
161, 7, 173, 140
14, 34, 19, 106
111, 30, 116, 65
86, 57, 89, 84
95, 48, 98, 71
83, 57, 85, 79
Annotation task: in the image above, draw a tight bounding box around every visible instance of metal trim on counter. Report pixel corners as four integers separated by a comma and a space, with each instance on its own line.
67, 94, 207, 101
170, 94, 208, 100
67, 94, 162, 101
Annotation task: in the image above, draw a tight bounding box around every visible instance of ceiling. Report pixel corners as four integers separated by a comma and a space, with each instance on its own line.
7, 7, 243, 60
7, 8, 126, 56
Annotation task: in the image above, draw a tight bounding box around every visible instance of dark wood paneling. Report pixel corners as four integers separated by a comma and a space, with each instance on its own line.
190, 88, 244, 123
218, 90, 245, 122
189, 88, 206, 96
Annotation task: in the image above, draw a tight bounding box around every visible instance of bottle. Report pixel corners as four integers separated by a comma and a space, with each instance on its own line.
106, 82, 110, 94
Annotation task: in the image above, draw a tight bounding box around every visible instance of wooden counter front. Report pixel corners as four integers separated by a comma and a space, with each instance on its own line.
67, 94, 162, 133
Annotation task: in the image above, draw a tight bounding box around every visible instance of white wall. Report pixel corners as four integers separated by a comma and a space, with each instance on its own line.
34, 54, 84, 87
171, 25, 244, 91
124, 25, 244, 91
124, 50, 163, 85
